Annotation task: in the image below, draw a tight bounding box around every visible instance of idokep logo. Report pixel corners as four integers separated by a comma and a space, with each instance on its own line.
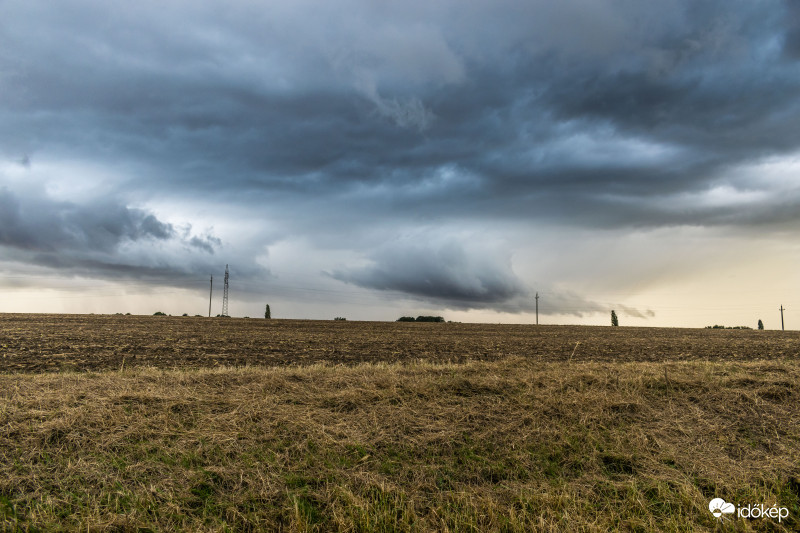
709, 498, 735, 519
709, 498, 790, 523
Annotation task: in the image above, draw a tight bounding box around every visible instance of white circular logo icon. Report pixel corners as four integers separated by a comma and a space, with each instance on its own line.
709, 498, 735, 519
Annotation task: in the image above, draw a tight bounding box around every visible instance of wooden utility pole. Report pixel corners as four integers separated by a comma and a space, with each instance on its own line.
535, 292, 539, 325
780, 305, 785, 331
208, 275, 213, 317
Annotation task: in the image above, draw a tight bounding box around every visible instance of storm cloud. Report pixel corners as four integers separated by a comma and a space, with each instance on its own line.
0, 187, 174, 253
1, 0, 798, 321
331, 239, 529, 311
0, 181, 223, 283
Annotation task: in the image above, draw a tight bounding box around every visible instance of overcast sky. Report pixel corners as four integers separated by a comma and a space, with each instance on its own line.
2, 0, 799, 327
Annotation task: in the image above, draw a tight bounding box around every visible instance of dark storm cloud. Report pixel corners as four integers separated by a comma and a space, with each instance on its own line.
0, 186, 174, 253
330, 240, 529, 311
1, 0, 799, 312
782, 0, 800, 59
5, 0, 799, 219
329, 238, 654, 317
188, 235, 221, 254
0, 184, 223, 282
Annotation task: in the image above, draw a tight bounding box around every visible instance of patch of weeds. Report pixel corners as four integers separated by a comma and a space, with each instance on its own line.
758, 476, 800, 530
31, 450, 53, 466
454, 443, 489, 469
152, 450, 177, 467
640, 481, 683, 517
190, 482, 214, 503
434, 467, 457, 491
345, 443, 369, 459
661, 457, 678, 468
444, 378, 506, 397
0, 494, 20, 522
290, 493, 324, 529
600, 454, 636, 476
187, 470, 223, 513
354, 486, 416, 531
693, 475, 718, 496
529, 442, 584, 481
180, 451, 203, 469
378, 458, 402, 476
325, 442, 370, 469
104, 483, 134, 514
787, 475, 800, 500
109, 455, 128, 472
285, 473, 314, 490
483, 455, 530, 484
439, 496, 489, 533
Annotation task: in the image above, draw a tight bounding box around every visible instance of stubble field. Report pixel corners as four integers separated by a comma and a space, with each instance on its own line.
1, 314, 799, 531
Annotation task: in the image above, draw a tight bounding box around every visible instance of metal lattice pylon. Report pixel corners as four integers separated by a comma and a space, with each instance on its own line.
221, 264, 229, 317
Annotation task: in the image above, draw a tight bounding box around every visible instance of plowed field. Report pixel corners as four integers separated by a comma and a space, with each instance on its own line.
1, 313, 798, 373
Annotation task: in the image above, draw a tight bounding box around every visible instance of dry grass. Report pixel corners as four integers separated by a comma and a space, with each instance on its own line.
1, 354, 799, 531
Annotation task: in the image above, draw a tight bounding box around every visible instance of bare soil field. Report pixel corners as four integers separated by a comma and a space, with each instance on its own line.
1, 314, 799, 531
1, 313, 798, 372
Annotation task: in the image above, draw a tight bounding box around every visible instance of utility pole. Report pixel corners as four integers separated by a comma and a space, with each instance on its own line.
780, 305, 785, 331
208, 275, 213, 317
222, 264, 229, 317
535, 292, 539, 325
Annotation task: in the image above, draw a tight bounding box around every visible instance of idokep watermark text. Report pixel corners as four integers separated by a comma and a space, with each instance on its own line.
709, 498, 789, 523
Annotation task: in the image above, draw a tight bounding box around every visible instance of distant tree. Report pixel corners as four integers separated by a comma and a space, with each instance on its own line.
153, 311, 167, 316
397, 317, 416, 322
611, 310, 619, 327
265, 304, 271, 319
416, 316, 445, 323
758, 319, 764, 330
182, 313, 188, 317
334, 317, 347, 321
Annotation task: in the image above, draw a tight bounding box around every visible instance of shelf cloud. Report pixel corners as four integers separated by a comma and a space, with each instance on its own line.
1, 0, 798, 322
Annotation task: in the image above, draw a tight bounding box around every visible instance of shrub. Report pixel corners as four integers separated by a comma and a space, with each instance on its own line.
334, 317, 347, 321
153, 311, 167, 316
